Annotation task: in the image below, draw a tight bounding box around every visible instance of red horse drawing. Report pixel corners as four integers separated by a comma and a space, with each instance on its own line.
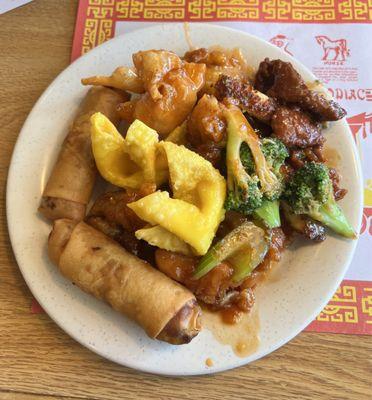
315, 35, 350, 61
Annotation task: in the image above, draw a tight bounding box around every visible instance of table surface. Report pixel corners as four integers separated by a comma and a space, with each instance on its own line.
0, 1, 371, 399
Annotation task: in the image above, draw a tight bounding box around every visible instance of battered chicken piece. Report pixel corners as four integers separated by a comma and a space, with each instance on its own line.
185, 94, 226, 166
215, 75, 277, 123
88, 190, 146, 232
132, 50, 182, 100
155, 225, 289, 308
187, 94, 226, 146
184, 47, 250, 95
271, 106, 324, 148
118, 64, 206, 136
155, 249, 238, 306
255, 58, 346, 121
85, 185, 155, 259
81, 66, 144, 93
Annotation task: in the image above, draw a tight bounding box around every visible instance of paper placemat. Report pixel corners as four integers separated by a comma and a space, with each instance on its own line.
65, 0, 372, 335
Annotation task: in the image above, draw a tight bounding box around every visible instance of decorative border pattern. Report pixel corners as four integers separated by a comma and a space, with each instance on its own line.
306, 280, 372, 334
72, 0, 116, 60
71, 0, 372, 61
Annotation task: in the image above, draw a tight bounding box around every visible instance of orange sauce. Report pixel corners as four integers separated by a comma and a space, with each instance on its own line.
205, 358, 214, 367
202, 305, 259, 358
323, 146, 341, 169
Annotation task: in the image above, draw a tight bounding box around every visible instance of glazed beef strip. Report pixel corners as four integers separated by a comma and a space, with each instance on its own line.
288, 145, 324, 169
254, 58, 346, 121
271, 106, 325, 148
215, 75, 277, 123
215, 75, 326, 149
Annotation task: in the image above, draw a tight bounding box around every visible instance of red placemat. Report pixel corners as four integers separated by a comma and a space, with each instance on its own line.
58, 0, 372, 335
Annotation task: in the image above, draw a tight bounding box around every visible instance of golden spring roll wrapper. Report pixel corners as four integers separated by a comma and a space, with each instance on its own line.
39, 87, 126, 221
39, 197, 86, 222
48, 220, 200, 340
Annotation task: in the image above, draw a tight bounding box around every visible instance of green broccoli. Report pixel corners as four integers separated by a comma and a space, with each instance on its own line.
238, 137, 288, 228
224, 106, 284, 221
284, 162, 356, 239
225, 111, 263, 214
253, 138, 288, 228
261, 137, 289, 175
253, 199, 281, 229
193, 221, 268, 283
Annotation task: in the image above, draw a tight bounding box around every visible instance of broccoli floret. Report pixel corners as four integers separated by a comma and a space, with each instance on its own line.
252, 138, 288, 228
240, 138, 287, 228
261, 137, 289, 174
259, 137, 288, 201
284, 162, 355, 238
225, 180, 263, 215
193, 221, 268, 283
224, 107, 288, 228
225, 109, 263, 214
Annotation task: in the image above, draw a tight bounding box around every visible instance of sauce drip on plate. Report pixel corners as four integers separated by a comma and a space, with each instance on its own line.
205, 358, 214, 367
323, 146, 341, 169
202, 305, 259, 357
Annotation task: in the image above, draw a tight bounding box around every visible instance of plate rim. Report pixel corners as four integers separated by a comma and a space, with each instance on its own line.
6, 22, 364, 376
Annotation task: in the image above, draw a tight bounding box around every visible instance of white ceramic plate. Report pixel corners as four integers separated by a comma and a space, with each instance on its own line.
7, 24, 363, 376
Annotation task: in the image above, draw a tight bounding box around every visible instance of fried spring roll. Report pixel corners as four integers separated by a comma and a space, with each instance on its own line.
39, 87, 126, 221
48, 219, 202, 344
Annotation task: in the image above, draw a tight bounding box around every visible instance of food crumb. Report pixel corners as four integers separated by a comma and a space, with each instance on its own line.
205, 358, 214, 367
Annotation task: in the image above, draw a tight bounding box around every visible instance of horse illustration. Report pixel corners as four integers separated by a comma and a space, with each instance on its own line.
315, 35, 350, 61
269, 34, 293, 56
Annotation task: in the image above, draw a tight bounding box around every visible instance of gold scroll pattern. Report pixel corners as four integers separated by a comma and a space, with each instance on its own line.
338, 0, 370, 20
362, 288, 372, 324
116, 0, 186, 19
314, 283, 372, 327
82, 0, 115, 55
316, 285, 358, 323
79, 0, 372, 56
111, 0, 372, 21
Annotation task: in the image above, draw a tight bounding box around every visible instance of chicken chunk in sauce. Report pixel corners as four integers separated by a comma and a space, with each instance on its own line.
184, 47, 251, 95
155, 249, 237, 306
132, 50, 182, 100
155, 226, 288, 316
118, 60, 205, 136
85, 185, 156, 260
